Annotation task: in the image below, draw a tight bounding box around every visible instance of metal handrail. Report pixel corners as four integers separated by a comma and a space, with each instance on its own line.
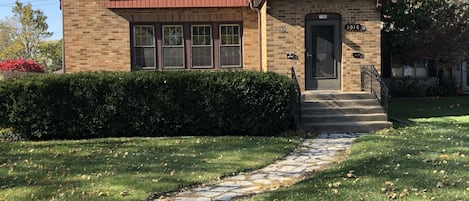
361, 65, 389, 118
291, 67, 301, 130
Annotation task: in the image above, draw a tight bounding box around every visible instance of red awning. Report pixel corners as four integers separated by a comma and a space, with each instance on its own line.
105, 0, 250, 8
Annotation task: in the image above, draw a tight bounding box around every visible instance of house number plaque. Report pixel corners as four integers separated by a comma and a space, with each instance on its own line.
345, 24, 366, 31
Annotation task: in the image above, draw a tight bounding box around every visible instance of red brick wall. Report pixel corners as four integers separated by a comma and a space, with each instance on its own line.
265, 0, 382, 92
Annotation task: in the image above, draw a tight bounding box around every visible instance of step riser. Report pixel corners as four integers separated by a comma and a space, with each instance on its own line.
302, 123, 392, 133
303, 93, 375, 101
302, 100, 381, 108
301, 108, 385, 115
302, 115, 388, 123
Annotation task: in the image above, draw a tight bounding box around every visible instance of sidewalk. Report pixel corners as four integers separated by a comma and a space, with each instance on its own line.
154, 133, 361, 201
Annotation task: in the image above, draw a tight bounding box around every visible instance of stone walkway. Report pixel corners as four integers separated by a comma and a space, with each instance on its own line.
154, 133, 361, 201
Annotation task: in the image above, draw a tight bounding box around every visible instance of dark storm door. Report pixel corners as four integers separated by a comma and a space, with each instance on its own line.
305, 19, 341, 90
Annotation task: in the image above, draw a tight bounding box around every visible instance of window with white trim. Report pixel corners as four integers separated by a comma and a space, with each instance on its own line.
133, 26, 156, 69
131, 23, 243, 70
163, 25, 185, 68
191, 25, 213, 68
220, 24, 242, 67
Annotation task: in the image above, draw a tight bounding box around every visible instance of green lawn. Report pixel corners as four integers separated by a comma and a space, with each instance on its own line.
389, 96, 469, 121
250, 97, 469, 201
0, 136, 299, 201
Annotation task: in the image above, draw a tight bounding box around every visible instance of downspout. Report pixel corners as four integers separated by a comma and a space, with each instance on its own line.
60, 0, 65, 74
249, 0, 263, 72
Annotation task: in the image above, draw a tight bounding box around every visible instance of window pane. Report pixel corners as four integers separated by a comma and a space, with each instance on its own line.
416, 68, 427, 77
192, 47, 212, 67
220, 46, 241, 67
163, 47, 184, 67
192, 25, 212, 46
403, 65, 415, 77
163, 26, 183, 46
233, 27, 239, 35
193, 36, 201, 46
135, 47, 155, 68
220, 25, 240, 45
134, 26, 154, 46
231, 36, 239, 45
392, 67, 403, 77
415, 61, 427, 77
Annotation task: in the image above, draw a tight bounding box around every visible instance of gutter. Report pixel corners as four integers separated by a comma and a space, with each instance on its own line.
249, 0, 266, 72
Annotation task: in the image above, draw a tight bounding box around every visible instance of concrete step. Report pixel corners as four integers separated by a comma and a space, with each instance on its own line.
299, 91, 392, 133
302, 99, 381, 108
301, 113, 388, 123
301, 106, 385, 115
302, 121, 393, 133
302, 92, 375, 101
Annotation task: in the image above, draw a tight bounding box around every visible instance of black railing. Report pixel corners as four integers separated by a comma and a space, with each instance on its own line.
361, 65, 389, 118
291, 67, 302, 130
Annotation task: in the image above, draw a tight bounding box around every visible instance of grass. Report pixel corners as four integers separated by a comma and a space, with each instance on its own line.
0, 136, 300, 201
389, 96, 469, 121
249, 97, 469, 201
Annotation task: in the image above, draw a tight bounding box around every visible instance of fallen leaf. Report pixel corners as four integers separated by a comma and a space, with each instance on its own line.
120, 191, 130, 197
399, 189, 409, 198
332, 182, 341, 188
422, 158, 433, 163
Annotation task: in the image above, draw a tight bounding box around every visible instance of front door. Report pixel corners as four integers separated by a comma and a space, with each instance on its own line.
305, 16, 341, 90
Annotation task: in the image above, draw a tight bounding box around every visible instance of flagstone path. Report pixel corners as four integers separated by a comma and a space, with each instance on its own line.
153, 133, 361, 201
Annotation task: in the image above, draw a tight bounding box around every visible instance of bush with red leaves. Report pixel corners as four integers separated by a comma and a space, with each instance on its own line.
0, 59, 45, 73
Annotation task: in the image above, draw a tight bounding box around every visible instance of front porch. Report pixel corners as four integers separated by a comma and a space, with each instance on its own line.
291, 65, 392, 133
299, 91, 392, 133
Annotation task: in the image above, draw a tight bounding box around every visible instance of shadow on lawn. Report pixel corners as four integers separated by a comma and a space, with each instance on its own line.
389, 96, 469, 123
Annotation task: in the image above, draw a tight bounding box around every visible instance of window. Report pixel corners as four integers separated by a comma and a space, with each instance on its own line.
220, 24, 242, 67
133, 26, 156, 69
191, 25, 213, 68
163, 25, 184, 68
131, 23, 243, 70
391, 59, 437, 78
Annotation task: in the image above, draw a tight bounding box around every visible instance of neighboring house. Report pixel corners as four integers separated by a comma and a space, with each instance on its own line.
382, 57, 469, 93
60, 0, 382, 92
455, 61, 469, 91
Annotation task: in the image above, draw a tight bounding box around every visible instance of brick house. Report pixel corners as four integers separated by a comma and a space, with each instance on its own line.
61, 0, 383, 92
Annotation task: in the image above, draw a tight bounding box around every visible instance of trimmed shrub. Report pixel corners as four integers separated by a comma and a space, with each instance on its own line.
0, 59, 46, 73
0, 71, 296, 140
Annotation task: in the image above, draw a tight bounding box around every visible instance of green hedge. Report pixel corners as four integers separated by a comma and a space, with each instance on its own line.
0, 71, 296, 140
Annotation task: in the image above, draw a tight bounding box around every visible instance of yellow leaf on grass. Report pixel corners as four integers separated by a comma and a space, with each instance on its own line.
120, 191, 130, 197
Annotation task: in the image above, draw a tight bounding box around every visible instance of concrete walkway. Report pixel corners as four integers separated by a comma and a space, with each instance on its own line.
154, 133, 360, 201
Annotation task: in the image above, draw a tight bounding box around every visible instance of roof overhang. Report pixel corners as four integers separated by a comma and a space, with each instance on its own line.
105, 0, 250, 9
